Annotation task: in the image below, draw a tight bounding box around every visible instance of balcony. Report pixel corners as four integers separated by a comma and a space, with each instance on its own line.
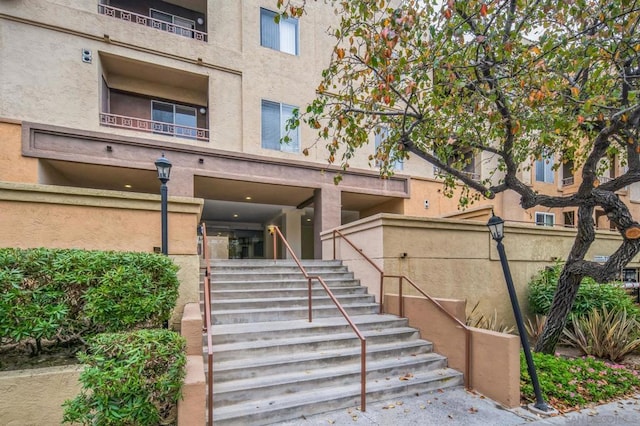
100, 112, 209, 141
434, 167, 481, 182
98, 2, 207, 41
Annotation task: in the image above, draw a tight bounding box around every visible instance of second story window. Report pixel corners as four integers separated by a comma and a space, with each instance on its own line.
260, 8, 298, 55
152, 101, 198, 139
374, 127, 403, 171
535, 154, 555, 183
261, 100, 299, 152
535, 212, 555, 227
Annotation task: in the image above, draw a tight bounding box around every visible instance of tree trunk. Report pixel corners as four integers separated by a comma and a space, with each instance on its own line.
533, 267, 582, 353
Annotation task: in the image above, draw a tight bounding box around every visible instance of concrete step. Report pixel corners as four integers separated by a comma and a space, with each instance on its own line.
212, 368, 464, 425
209, 327, 421, 362
213, 352, 449, 408
209, 315, 406, 344
211, 339, 435, 383
209, 285, 367, 300
210, 271, 355, 281
206, 259, 344, 268
210, 293, 375, 311
210, 302, 380, 324
208, 277, 361, 290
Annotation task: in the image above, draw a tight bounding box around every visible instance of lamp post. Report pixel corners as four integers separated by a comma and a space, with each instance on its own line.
487, 213, 550, 412
155, 155, 172, 256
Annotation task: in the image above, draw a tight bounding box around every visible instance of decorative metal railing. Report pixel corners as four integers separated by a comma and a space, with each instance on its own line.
98, 4, 207, 41
434, 166, 481, 182
269, 226, 367, 412
562, 176, 575, 186
100, 112, 209, 141
332, 229, 472, 388
200, 224, 214, 426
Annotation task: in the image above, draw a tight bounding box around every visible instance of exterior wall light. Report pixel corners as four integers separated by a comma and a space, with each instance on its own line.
155, 154, 172, 256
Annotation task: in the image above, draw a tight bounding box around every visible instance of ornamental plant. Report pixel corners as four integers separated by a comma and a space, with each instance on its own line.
62, 329, 186, 425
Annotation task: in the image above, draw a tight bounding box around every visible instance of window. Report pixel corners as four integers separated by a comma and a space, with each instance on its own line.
151, 101, 197, 139
150, 9, 195, 38
535, 154, 555, 183
260, 8, 298, 55
261, 100, 299, 152
535, 212, 555, 227
563, 211, 575, 228
374, 127, 403, 171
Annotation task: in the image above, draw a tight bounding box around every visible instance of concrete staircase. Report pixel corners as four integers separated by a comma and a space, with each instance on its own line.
205, 259, 463, 425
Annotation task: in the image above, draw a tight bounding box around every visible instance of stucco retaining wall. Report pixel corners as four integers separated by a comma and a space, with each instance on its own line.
0, 364, 82, 425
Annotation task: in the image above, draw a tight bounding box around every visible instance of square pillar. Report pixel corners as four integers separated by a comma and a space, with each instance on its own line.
313, 186, 341, 259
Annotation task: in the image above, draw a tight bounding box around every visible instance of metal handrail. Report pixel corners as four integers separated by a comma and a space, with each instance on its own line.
100, 112, 209, 141
270, 226, 367, 411
200, 223, 214, 426
332, 229, 472, 388
98, 3, 208, 41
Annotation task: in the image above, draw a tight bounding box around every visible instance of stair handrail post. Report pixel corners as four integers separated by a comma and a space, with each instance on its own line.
398, 276, 404, 318
200, 223, 214, 426
333, 229, 336, 260
308, 278, 313, 322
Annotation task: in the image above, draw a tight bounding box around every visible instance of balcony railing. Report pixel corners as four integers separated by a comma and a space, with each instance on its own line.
434, 167, 480, 182
98, 4, 207, 41
598, 176, 614, 184
562, 176, 575, 186
100, 112, 209, 141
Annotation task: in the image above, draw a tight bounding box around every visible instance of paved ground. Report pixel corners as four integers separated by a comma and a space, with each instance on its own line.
276, 388, 640, 425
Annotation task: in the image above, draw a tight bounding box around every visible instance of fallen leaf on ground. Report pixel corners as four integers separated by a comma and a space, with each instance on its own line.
468, 407, 478, 414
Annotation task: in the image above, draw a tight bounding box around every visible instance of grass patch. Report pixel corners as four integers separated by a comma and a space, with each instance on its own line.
521, 351, 640, 412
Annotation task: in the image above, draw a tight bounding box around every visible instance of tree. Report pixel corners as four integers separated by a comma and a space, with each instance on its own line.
277, 0, 640, 354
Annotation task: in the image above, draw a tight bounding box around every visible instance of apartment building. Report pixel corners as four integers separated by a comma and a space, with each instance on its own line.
1, 1, 639, 271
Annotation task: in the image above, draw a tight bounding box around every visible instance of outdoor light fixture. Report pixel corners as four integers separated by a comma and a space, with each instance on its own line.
267, 225, 275, 235
486, 213, 551, 413
155, 154, 172, 256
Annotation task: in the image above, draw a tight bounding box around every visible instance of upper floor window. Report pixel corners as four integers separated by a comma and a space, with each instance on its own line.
260, 8, 298, 55
374, 127, 403, 171
535, 212, 555, 227
535, 154, 554, 183
261, 100, 299, 152
152, 101, 198, 139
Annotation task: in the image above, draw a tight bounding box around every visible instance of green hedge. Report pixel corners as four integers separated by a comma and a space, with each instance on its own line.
0, 248, 179, 352
62, 329, 186, 425
528, 262, 640, 319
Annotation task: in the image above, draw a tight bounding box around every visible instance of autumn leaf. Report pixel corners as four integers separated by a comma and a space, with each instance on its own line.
336, 48, 345, 59
480, 3, 488, 17
302, 148, 309, 156
443, 8, 452, 19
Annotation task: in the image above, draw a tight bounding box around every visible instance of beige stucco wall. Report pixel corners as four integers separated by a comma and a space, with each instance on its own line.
324, 214, 640, 324
0, 182, 203, 327
0, 365, 83, 425
0, 122, 38, 183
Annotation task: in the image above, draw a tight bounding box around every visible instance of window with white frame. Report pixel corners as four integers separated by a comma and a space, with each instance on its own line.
151, 101, 197, 139
535, 212, 555, 227
374, 127, 403, 171
260, 8, 298, 55
535, 153, 555, 183
261, 100, 299, 152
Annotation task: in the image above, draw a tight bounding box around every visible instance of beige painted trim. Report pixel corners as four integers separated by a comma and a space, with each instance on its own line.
0, 181, 203, 214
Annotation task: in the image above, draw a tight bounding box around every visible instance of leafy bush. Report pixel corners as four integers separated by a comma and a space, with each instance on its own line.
521, 351, 640, 411
561, 307, 640, 362
63, 329, 186, 425
0, 248, 179, 353
528, 262, 640, 320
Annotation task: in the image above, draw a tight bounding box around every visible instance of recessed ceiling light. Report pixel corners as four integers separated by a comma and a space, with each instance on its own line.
245, 196, 252, 200
124, 184, 132, 188
306, 218, 312, 222
233, 214, 239, 218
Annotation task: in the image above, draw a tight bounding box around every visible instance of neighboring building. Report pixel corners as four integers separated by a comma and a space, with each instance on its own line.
1, 1, 639, 269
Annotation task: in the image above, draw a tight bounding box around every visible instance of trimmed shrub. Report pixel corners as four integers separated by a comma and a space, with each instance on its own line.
62, 329, 186, 425
528, 262, 640, 319
561, 306, 640, 361
0, 248, 179, 353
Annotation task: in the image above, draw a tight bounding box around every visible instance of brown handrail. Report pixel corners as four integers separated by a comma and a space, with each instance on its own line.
200, 223, 214, 426
270, 226, 367, 411
332, 229, 472, 389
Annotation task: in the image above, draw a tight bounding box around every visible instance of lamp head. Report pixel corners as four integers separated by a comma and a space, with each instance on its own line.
155, 155, 172, 183
267, 225, 276, 235
487, 213, 505, 242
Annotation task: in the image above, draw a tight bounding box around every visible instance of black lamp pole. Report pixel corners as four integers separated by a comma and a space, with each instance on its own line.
155, 155, 172, 256
487, 214, 550, 412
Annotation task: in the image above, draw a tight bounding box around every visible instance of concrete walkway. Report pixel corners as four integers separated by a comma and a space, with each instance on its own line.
276, 388, 640, 425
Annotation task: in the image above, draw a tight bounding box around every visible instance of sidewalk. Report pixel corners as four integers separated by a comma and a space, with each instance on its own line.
276, 388, 640, 425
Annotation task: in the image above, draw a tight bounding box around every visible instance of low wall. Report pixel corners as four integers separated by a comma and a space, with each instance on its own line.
0, 181, 203, 329
0, 364, 83, 425
323, 213, 640, 324
384, 294, 520, 408
178, 302, 206, 426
